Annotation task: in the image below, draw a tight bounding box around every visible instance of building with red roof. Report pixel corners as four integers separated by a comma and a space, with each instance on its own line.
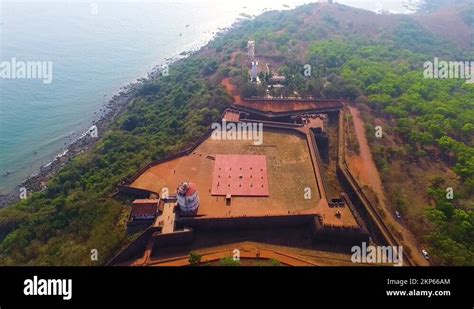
131, 199, 158, 220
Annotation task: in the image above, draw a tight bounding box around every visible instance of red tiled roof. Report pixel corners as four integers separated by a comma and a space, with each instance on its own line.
185, 182, 197, 197
131, 199, 158, 217
222, 111, 241, 122
131, 203, 157, 217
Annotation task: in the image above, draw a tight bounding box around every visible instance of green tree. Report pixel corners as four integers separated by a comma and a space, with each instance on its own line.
188, 252, 202, 266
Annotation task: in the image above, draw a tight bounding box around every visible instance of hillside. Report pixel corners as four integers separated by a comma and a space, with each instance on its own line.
0, 0, 472, 265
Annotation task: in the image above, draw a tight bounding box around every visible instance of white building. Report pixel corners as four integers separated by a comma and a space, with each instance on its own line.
251, 61, 259, 82
176, 181, 200, 215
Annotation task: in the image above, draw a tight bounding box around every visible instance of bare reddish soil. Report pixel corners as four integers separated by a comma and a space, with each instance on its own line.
346, 106, 429, 266
221, 77, 242, 103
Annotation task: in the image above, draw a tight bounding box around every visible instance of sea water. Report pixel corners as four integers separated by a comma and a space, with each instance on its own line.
0, 0, 420, 194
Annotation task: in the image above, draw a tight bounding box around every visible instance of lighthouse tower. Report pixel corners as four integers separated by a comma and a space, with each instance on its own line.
251, 61, 259, 82
176, 181, 200, 215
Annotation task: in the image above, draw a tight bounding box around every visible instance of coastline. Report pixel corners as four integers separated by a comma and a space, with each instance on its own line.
0, 83, 136, 208
0, 22, 240, 209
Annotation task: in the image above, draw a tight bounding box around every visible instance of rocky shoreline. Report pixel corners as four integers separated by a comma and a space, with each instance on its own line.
0, 84, 137, 208
0, 52, 191, 209
0, 22, 240, 209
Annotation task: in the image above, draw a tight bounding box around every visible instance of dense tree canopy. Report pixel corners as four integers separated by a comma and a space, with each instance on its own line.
0, 1, 472, 265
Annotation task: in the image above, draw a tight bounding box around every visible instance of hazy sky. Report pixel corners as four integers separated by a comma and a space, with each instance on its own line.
1, 0, 421, 14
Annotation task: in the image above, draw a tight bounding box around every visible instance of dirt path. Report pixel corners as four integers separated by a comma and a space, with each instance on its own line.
221, 78, 242, 103
347, 106, 429, 266
347, 106, 386, 206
